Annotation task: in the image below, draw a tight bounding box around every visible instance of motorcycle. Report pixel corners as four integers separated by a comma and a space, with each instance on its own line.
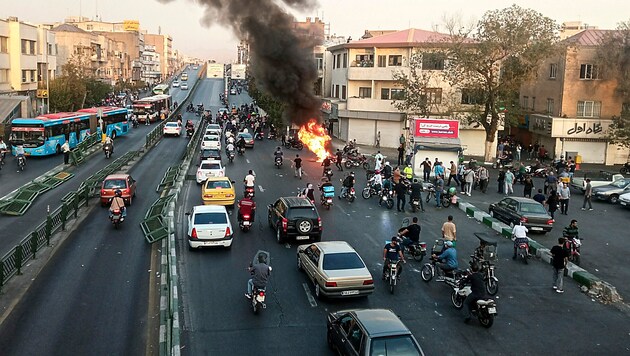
268, 131, 276, 140
361, 181, 380, 199
284, 139, 304, 151
320, 185, 335, 210
338, 181, 356, 203
344, 154, 370, 170
238, 201, 254, 232
397, 218, 427, 262
563, 237, 581, 266
383, 258, 403, 294
255, 131, 264, 140
513, 235, 530, 264
186, 127, 194, 138
620, 162, 630, 175
131, 118, 139, 128
228, 149, 236, 163
110, 208, 124, 229
409, 196, 422, 212
492, 156, 513, 169
377, 187, 394, 209
245, 186, 255, 199
0, 151, 6, 169
237, 146, 245, 156
274, 156, 283, 169
323, 167, 333, 181
103, 144, 113, 159
248, 251, 270, 314
472, 233, 499, 295
17, 155, 26, 171
421, 241, 464, 285
451, 274, 498, 328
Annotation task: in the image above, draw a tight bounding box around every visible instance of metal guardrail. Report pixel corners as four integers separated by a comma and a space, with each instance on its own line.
0, 171, 74, 216
70, 132, 102, 166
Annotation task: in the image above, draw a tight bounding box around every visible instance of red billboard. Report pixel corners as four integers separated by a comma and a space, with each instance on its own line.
414, 118, 459, 139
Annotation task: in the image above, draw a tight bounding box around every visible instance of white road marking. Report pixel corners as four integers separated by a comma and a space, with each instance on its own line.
434, 310, 443, 317
365, 216, 371, 218
337, 204, 348, 215
302, 283, 318, 307
258, 185, 265, 192
246, 159, 250, 164
285, 243, 292, 249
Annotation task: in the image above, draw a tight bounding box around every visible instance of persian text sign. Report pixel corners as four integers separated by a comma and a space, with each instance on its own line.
414, 118, 459, 139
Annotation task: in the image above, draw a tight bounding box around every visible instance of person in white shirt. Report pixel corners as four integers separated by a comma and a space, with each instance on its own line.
244, 169, 256, 189
369, 171, 383, 193
512, 222, 529, 259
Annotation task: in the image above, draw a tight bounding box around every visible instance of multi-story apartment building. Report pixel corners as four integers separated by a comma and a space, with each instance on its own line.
324, 28, 489, 155
144, 33, 173, 79
519, 29, 629, 165
141, 45, 161, 85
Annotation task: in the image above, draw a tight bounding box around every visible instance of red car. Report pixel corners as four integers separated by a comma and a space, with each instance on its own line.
100, 174, 137, 206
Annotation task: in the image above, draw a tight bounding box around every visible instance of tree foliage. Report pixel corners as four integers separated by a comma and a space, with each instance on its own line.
597, 20, 630, 100
443, 4, 558, 161
392, 51, 441, 118
247, 75, 285, 127
49, 56, 112, 112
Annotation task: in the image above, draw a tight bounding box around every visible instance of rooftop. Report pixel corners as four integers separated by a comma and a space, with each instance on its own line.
329, 28, 451, 50
563, 29, 616, 46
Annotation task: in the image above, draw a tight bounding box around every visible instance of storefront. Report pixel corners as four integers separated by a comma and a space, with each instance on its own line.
529, 114, 628, 165
412, 118, 462, 177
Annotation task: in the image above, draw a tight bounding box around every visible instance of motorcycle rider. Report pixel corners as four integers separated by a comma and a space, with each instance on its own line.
103, 135, 114, 154
382, 237, 406, 280
0, 136, 8, 162
321, 155, 332, 175
237, 196, 256, 223
432, 241, 458, 280
236, 135, 246, 153
226, 141, 235, 156
409, 178, 425, 212
398, 217, 421, 250
335, 149, 343, 171
274, 146, 284, 164
14, 142, 26, 167
109, 189, 126, 220
300, 183, 315, 202
246, 254, 272, 299
318, 176, 334, 201
462, 262, 486, 323
563, 219, 579, 240
512, 221, 529, 259
382, 162, 393, 180
244, 169, 256, 193
340, 172, 355, 199
368, 169, 383, 193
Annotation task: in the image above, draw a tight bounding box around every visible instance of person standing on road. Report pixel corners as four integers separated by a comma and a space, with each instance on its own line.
523, 175, 534, 198
447, 161, 459, 186
515, 144, 522, 162
403, 164, 413, 180
464, 166, 475, 196
435, 174, 445, 208
405, 145, 413, 166
292, 154, 303, 179
478, 166, 489, 193
61, 140, 70, 165
504, 168, 515, 195
375, 131, 381, 148
441, 215, 457, 247
397, 144, 405, 166
582, 178, 593, 211
399, 134, 406, 150
558, 182, 571, 215
421, 158, 432, 182
550, 238, 568, 293
545, 190, 559, 219
497, 168, 505, 194
533, 189, 546, 205
394, 179, 407, 212
335, 149, 343, 171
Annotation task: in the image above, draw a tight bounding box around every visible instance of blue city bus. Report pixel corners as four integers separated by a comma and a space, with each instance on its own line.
78, 106, 130, 139
10, 112, 94, 156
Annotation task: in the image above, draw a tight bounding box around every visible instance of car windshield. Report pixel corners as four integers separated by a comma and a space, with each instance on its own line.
238, 133, 252, 139
322, 252, 365, 271
204, 136, 219, 141
610, 179, 630, 188
166, 123, 178, 128
103, 179, 127, 189
194, 212, 228, 225
286, 207, 318, 219
201, 163, 221, 170
206, 180, 231, 189
207, 124, 220, 130
370, 335, 421, 356
520, 203, 547, 214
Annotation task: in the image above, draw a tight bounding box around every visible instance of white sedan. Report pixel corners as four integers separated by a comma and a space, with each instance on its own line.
206, 123, 222, 136
201, 134, 221, 150
163, 122, 181, 136
196, 159, 225, 184
186, 205, 233, 249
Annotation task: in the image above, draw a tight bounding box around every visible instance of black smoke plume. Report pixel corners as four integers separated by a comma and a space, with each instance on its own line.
158, 0, 322, 126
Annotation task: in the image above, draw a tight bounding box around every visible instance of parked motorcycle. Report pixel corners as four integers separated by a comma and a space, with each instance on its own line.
564, 237, 581, 266
620, 162, 630, 175
344, 154, 370, 170
274, 156, 283, 169
451, 275, 498, 328
492, 156, 513, 169
267, 131, 276, 140
284, 139, 304, 150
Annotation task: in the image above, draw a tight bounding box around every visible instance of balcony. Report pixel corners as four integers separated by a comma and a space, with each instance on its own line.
346, 97, 398, 113
347, 66, 408, 81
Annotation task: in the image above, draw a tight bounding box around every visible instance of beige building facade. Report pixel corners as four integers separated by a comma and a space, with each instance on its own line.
519, 29, 629, 165
324, 28, 490, 156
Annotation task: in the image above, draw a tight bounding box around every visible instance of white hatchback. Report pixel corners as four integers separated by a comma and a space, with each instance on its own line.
201, 134, 221, 150
187, 205, 233, 249
206, 123, 222, 136
196, 159, 225, 184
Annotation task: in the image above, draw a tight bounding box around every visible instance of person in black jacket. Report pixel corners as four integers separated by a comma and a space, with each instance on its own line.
394, 180, 407, 212
463, 262, 486, 323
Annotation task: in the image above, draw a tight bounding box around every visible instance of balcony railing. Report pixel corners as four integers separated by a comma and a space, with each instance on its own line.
347, 66, 409, 81
350, 60, 374, 68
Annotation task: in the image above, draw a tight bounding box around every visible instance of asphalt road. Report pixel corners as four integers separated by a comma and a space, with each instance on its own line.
0, 74, 211, 355
176, 94, 630, 355
0, 69, 200, 258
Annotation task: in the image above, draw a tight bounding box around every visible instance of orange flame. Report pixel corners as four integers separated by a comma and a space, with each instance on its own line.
298, 120, 331, 162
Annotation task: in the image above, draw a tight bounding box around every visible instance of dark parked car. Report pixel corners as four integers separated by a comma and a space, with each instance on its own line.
489, 197, 554, 233
199, 148, 222, 163
327, 309, 425, 356
268, 197, 322, 243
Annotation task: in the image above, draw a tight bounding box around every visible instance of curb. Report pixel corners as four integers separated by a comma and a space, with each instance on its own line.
456, 200, 623, 303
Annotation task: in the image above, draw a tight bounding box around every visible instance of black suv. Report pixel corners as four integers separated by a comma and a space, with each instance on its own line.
200, 148, 222, 163
268, 197, 322, 243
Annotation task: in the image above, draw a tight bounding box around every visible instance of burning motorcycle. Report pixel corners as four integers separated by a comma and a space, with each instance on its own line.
344, 154, 370, 170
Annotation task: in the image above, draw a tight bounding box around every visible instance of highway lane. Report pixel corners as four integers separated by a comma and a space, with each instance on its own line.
0, 76, 215, 355
0, 69, 198, 198
0, 69, 201, 257
178, 101, 630, 354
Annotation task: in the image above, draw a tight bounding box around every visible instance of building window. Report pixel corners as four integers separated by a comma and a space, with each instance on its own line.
342, 53, 347, 68
577, 100, 601, 118
531, 97, 536, 111
332, 55, 336, 69
30, 70, 36, 82
579, 64, 601, 80
355, 54, 374, 67
0, 69, 9, 83
390, 88, 405, 100
546, 98, 554, 115
0, 36, 8, 53
87, 24, 93, 31
335, 85, 340, 98
336, 54, 341, 69
377, 55, 386, 67
422, 53, 445, 70
30, 41, 35, 55
381, 88, 390, 100
522, 96, 529, 109
423, 88, 442, 104
388, 55, 403, 66
549, 63, 557, 79
21, 40, 28, 54
22, 70, 28, 83
341, 85, 347, 99
461, 88, 483, 105
358, 87, 372, 98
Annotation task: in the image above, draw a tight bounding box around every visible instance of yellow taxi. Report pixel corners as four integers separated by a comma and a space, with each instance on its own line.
201, 176, 236, 206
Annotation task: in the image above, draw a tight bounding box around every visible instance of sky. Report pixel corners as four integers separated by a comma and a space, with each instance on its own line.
3, 0, 629, 62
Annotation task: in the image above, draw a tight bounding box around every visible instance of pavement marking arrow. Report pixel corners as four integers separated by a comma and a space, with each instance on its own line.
302, 283, 318, 307
258, 185, 265, 192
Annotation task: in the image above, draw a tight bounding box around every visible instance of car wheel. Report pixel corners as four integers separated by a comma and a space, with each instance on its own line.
489, 210, 495, 218
296, 219, 313, 234
610, 195, 619, 204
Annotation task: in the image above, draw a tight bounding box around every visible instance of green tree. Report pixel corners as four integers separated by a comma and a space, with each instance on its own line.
85, 78, 112, 107
49, 61, 86, 112
247, 75, 285, 127
443, 5, 558, 161
392, 51, 442, 118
